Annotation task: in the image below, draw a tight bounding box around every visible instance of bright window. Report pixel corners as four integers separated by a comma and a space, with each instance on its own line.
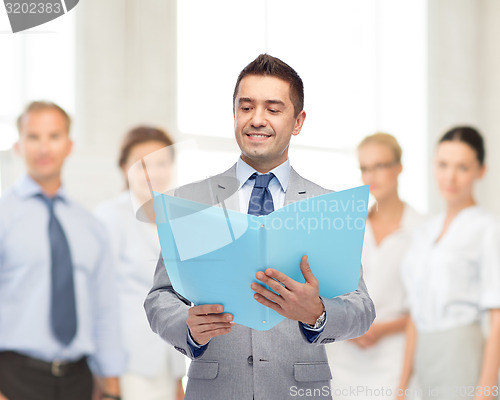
0, 10, 75, 195
177, 0, 428, 212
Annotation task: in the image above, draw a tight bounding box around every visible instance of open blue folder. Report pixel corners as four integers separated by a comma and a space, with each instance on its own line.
152, 185, 369, 331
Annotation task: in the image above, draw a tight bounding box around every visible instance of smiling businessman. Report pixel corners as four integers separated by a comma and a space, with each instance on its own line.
144, 54, 375, 400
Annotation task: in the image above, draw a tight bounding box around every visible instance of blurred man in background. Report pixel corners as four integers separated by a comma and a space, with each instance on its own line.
0, 101, 125, 400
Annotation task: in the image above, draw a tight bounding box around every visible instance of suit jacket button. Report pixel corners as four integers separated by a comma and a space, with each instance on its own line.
247, 355, 253, 365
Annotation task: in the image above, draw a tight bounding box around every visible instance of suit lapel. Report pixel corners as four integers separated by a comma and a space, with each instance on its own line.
213, 163, 240, 212
212, 163, 309, 210
284, 167, 308, 205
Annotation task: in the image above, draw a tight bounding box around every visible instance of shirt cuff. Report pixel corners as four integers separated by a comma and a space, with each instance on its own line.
187, 328, 209, 358
300, 310, 327, 343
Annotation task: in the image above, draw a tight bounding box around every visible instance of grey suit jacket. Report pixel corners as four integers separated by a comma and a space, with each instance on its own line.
145, 164, 375, 400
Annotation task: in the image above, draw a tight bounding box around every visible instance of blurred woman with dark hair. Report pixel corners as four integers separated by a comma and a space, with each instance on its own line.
399, 126, 500, 400
95, 126, 185, 400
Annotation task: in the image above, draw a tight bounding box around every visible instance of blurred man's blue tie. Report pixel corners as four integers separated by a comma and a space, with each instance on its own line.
40, 195, 77, 345
247, 173, 275, 216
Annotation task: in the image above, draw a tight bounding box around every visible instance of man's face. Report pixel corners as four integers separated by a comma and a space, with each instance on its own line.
15, 109, 73, 182
234, 75, 305, 172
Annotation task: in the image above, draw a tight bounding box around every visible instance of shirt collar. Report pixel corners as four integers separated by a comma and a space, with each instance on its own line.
236, 157, 290, 192
14, 173, 68, 202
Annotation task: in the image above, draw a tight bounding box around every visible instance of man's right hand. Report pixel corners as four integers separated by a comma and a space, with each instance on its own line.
0, 391, 9, 400
187, 304, 234, 346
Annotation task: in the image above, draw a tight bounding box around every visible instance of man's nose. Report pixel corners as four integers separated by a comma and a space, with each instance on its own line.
38, 139, 50, 154
250, 108, 267, 128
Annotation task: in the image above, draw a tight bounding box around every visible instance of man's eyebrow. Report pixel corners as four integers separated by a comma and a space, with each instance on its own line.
238, 97, 253, 104
265, 99, 286, 107
237, 98, 286, 107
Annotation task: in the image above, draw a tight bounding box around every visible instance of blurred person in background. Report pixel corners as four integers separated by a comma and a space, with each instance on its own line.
0, 101, 125, 400
95, 126, 185, 400
399, 126, 500, 400
326, 133, 423, 399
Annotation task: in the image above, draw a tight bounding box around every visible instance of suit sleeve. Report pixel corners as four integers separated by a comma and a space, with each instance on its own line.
310, 263, 375, 344
144, 255, 199, 359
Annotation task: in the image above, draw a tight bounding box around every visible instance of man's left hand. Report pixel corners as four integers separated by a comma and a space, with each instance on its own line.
251, 255, 324, 325
98, 377, 120, 400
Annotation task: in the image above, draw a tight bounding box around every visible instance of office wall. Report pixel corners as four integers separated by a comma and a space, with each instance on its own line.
427, 0, 500, 215
479, 0, 500, 216
2, 0, 499, 216
73, 0, 500, 214
68, 0, 179, 208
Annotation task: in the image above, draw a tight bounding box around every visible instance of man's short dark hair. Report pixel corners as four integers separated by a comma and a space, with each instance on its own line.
17, 101, 71, 134
233, 54, 304, 117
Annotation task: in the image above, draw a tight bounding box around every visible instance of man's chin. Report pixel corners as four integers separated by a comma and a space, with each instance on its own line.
242, 151, 271, 162
29, 169, 61, 182
241, 152, 288, 171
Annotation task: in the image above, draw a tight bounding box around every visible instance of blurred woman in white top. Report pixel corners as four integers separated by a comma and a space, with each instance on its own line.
95, 126, 186, 400
399, 126, 500, 400
327, 133, 423, 399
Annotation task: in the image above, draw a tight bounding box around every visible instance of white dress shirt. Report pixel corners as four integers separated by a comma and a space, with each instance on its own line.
0, 175, 125, 376
236, 157, 289, 212
402, 205, 500, 332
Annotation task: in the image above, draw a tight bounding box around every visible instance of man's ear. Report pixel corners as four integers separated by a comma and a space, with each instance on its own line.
292, 110, 306, 136
66, 138, 74, 157
13, 140, 21, 156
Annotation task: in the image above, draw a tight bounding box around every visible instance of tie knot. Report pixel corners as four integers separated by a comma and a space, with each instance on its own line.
37, 193, 58, 212
251, 173, 274, 189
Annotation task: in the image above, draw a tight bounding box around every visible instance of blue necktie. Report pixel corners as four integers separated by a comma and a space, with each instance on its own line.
40, 195, 77, 345
248, 173, 275, 216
